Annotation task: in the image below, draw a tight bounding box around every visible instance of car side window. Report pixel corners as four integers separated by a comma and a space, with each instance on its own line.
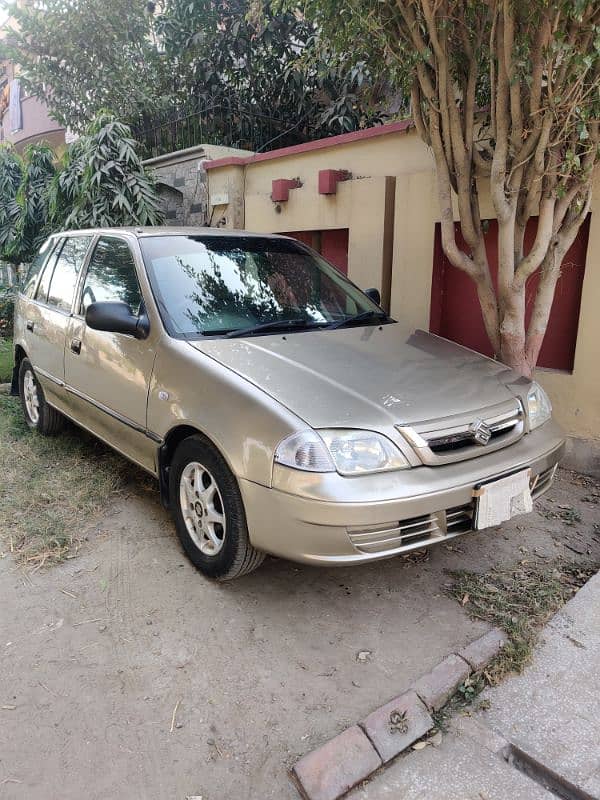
47, 236, 93, 312
22, 238, 56, 299
80, 237, 142, 316
35, 239, 64, 304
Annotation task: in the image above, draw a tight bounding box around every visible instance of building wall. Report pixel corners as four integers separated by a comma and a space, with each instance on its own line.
143, 144, 253, 227
0, 12, 66, 153
0, 94, 66, 153
203, 125, 600, 458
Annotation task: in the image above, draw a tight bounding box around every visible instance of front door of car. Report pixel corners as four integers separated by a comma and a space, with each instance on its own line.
63, 235, 158, 473
25, 235, 93, 408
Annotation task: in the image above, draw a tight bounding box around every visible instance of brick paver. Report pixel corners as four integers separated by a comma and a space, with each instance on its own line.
292, 725, 382, 800
361, 690, 434, 763
411, 654, 471, 711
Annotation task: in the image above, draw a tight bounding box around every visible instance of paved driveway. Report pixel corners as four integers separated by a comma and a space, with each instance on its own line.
1, 469, 599, 799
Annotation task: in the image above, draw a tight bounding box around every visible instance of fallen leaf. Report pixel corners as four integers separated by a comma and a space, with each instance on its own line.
412, 741, 429, 750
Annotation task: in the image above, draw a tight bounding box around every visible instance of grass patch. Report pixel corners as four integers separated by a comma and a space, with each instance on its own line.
0, 394, 153, 568
0, 337, 12, 383
447, 559, 599, 681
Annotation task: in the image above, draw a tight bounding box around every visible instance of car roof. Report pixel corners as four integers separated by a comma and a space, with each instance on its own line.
49, 226, 291, 240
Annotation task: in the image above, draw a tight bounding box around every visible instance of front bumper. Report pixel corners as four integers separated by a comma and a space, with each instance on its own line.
240, 420, 565, 565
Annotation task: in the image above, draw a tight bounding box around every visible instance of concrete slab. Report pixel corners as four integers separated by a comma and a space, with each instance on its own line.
480, 570, 600, 794
352, 721, 554, 800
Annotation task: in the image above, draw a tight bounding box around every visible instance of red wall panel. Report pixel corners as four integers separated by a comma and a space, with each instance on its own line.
321, 229, 349, 274
429, 215, 591, 372
283, 229, 349, 274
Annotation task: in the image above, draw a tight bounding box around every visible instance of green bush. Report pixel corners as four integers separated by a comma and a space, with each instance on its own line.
0, 336, 12, 382
0, 285, 15, 338
0, 116, 163, 267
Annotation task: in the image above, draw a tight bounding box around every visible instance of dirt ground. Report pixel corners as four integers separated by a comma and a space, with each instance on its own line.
1, 468, 600, 800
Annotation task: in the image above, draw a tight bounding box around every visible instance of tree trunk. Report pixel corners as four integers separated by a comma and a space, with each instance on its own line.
499, 331, 533, 378
496, 288, 532, 377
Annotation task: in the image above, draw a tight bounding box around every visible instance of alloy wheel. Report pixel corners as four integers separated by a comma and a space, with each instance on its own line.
179, 461, 227, 555
23, 369, 40, 425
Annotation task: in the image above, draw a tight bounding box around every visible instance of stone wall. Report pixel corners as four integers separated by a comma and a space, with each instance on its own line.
143, 144, 255, 228
144, 145, 209, 227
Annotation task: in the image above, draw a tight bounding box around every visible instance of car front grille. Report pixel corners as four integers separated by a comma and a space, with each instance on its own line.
397, 399, 525, 466
347, 464, 556, 556
347, 513, 443, 554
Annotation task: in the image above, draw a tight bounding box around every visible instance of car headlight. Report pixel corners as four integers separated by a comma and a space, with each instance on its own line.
274, 429, 409, 475
526, 382, 552, 430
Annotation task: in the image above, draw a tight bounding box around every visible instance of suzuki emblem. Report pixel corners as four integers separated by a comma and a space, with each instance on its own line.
469, 418, 492, 445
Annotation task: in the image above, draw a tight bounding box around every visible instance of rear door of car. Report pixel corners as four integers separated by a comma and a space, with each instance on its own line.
15, 236, 58, 371
63, 234, 158, 473
23, 234, 93, 408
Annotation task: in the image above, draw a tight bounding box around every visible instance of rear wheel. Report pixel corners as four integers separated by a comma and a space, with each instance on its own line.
19, 358, 64, 435
169, 434, 265, 580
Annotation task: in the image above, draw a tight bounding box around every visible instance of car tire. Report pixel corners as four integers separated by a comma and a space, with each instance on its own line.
19, 358, 64, 435
169, 434, 265, 580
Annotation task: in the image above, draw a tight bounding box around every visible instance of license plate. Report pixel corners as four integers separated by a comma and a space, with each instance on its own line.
473, 468, 533, 530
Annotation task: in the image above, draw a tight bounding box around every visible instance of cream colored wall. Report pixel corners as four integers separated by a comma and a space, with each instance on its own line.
390, 169, 438, 332
207, 164, 246, 229
205, 129, 600, 443
244, 175, 396, 307
242, 129, 433, 196
536, 190, 600, 440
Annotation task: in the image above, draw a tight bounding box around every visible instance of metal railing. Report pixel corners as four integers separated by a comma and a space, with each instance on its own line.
131, 102, 321, 160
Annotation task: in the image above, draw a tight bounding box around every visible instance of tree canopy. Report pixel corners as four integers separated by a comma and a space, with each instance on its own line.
283, 0, 600, 375
4, 0, 386, 150
52, 116, 163, 229
0, 117, 163, 265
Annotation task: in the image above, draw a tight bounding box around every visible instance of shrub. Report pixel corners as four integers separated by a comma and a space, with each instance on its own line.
0, 284, 15, 338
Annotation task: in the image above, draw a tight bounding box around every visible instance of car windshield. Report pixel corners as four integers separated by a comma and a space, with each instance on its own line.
139, 235, 385, 338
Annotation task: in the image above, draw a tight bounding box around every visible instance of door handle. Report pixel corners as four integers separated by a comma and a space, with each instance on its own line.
70, 338, 82, 355
26, 320, 34, 332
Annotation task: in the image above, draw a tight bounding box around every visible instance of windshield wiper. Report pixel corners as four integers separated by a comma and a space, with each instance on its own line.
326, 310, 388, 330
223, 319, 323, 339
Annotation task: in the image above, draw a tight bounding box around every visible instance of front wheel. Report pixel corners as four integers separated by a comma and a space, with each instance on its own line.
169, 434, 265, 580
19, 358, 64, 435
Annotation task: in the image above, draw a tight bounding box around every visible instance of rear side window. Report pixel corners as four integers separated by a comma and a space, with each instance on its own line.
47, 236, 93, 312
22, 238, 56, 299
35, 240, 63, 303
80, 237, 142, 315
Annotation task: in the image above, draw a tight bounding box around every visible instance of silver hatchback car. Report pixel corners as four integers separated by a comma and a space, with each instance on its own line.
12, 227, 565, 579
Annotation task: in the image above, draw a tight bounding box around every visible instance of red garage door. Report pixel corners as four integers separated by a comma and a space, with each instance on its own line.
429, 216, 591, 372
282, 229, 349, 274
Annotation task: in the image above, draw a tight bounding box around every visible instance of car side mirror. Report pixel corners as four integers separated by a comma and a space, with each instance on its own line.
85, 301, 150, 340
364, 287, 381, 306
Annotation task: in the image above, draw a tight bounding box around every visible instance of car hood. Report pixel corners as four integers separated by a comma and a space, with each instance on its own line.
190, 324, 527, 428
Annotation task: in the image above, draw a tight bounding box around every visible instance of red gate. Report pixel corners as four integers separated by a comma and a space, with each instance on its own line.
429, 216, 591, 371
282, 229, 349, 274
